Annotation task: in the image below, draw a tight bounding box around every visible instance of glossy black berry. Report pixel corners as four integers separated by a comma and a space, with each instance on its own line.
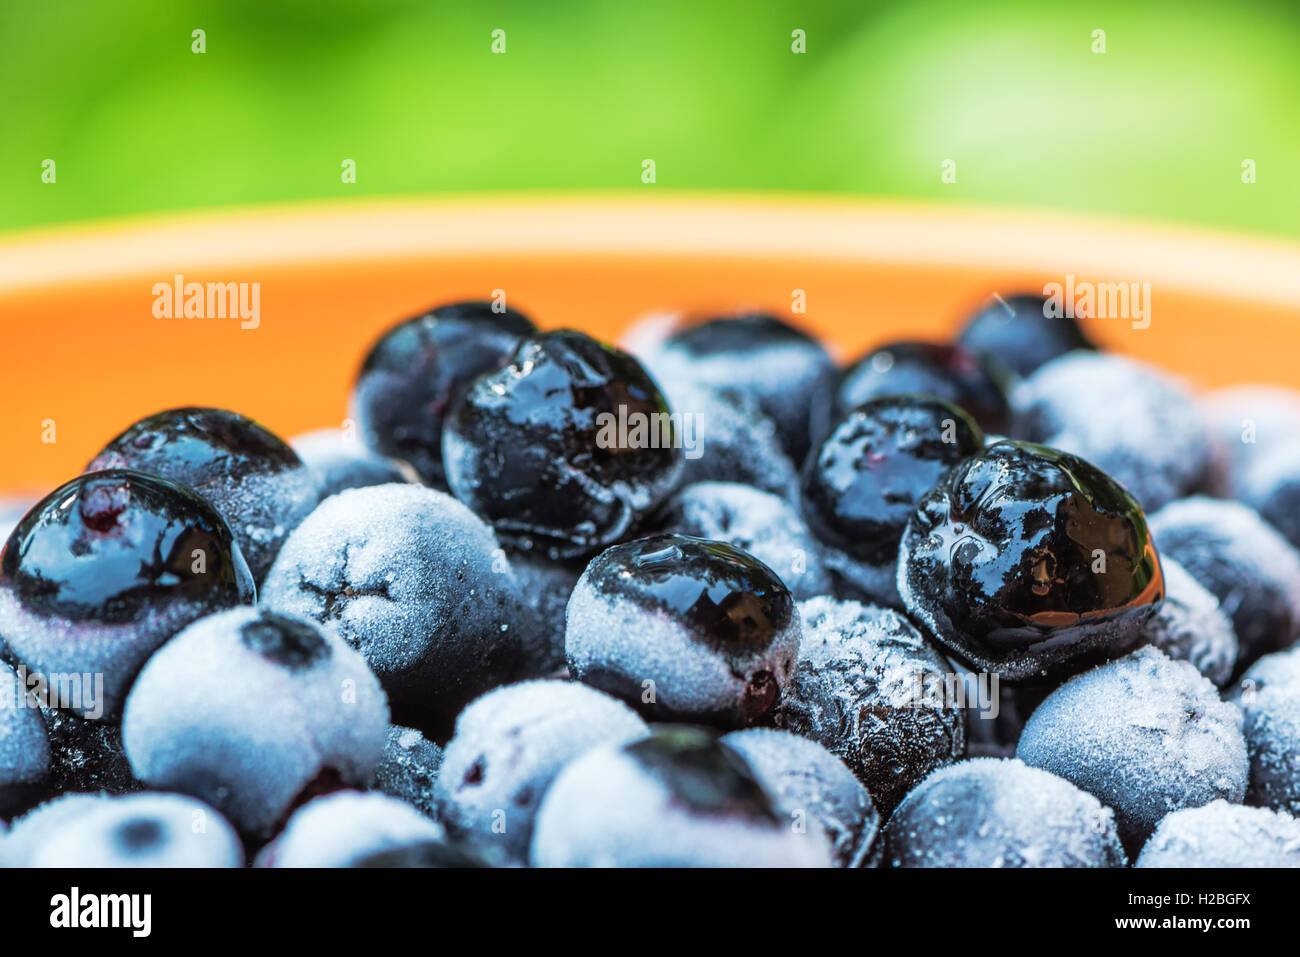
351, 301, 536, 486
443, 331, 683, 559
565, 534, 800, 728
834, 341, 1012, 436
957, 293, 1095, 378
898, 442, 1164, 682
801, 396, 983, 604
87, 407, 317, 581
647, 313, 836, 463
0, 469, 255, 718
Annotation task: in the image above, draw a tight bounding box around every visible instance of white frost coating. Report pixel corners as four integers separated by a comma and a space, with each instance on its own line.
291, 428, 409, 499
822, 545, 902, 609
530, 741, 832, 867
1143, 557, 1237, 686
1235, 684, 1300, 816
3, 792, 241, 867
665, 482, 831, 599
564, 561, 801, 721
722, 728, 880, 868
435, 680, 649, 863
255, 791, 442, 867
1202, 385, 1300, 493
1137, 800, 1300, 867
122, 607, 389, 837
1239, 646, 1300, 695
0, 659, 49, 787
1013, 351, 1211, 511
1017, 646, 1248, 847
884, 758, 1126, 868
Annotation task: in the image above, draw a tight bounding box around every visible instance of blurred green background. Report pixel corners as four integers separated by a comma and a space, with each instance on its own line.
2, 0, 1298, 236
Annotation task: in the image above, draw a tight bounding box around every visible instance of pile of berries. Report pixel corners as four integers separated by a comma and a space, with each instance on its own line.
3, 294, 1299, 868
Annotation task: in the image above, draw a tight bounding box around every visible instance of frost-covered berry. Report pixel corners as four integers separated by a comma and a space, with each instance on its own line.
531, 727, 832, 867
507, 551, 583, 674
1017, 646, 1248, 849
1136, 800, 1300, 868
1, 792, 241, 867
835, 341, 1012, 436
721, 728, 880, 868
443, 331, 683, 560
661, 482, 831, 600
957, 293, 1096, 378
884, 758, 1125, 868
375, 726, 443, 820
1150, 496, 1300, 667
646, 313, 836, 464
1231, 683, 1300, 817
655, 379, 800, 501
803, 396, 983, 606
898, 442, 1164, 682
435, 681, 648, 863
255, 791, 442, 867
1202, 385, 1300, 495
566, 534, 801, 728
87, 407, 318, 581
1012, 353, 1211, 511
1142, 557, 1237, 686
350, 301, 535, 486
1238, 646, 1300, 696
291, 428, 410, 499
774, 597, 964, 813
0, 659, 50, 817
262, 484, 542, 735
0, 470, 255, 719
122, 608, 389, 838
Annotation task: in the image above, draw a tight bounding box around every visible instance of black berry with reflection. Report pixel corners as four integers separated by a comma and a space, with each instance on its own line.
957, 293, 1095, 378
443, 331, 683, 560
898, 442, 1164, 682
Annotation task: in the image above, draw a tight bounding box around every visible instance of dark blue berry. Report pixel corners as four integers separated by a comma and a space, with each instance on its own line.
351, 301, 535, 486
957, 293, 1095, 378
898, 441, 1164, 682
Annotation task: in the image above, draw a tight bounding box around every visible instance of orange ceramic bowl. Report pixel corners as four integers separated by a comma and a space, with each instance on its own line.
3, 193, 1300, 500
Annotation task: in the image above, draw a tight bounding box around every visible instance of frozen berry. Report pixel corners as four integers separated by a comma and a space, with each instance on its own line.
1231, 682, 1300, 817
1149, 496, 1300, 667
87, 407, 318, 581
530, 726, 832, 867
1012, 353, 1212, 511
262, 484, 543, 735
507, 551, 583, 674
834, 341, 1012, 436
443, 331, 683, 560
434, 681, 648, 863
0, 469, 255, 718
898, 442, 1163, 682
291, 428, 411, 499
351, 838, 491, 868
0, 659, 50, 817
255, 791, 442, 867
656, 378, 800, 500
721, 728, 880, 868
661, 482, 831, 600
802, 396, 983, 605
1238, 646, 1300, 696
1017, 646, 1248, 850
1136, 800, 1300, 868
565, 534, 800, 728
122, 607, 389, 839
957, 293, 1095, 378
1202, 385, 1300, 495
1, 792, 242, 867
884, 758, 1125, 868
374, 726, 443, 820
646, 313, 835, 463
351, 301, 535, 486
1142, 557, 1237, 686
773, 597, 964, 812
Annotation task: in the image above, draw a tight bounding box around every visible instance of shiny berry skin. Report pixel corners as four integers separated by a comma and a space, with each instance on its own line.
802, 396, 983, 601
833, 341, 1012, 436
648, 313, 836, 463
443, 331, 683, 559
350, 301, 536, 487
565, 534, 800, 728
0, 469, 255, 718
898, 442, 1164, 682
957, 293, 1095, 378
86, 407, 317, 582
